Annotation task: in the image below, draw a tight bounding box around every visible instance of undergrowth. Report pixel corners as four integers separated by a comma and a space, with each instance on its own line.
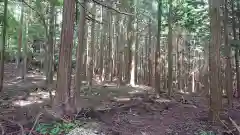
35, 120, 83, 135
198, 130, 216, 135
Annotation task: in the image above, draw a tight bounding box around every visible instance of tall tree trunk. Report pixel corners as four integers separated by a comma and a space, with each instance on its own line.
116, 14, 122, 86
99, 6, 104, 81
147, 19, 152, 86
54, 0, 75, 115
126, 16, 132, 83
209, 0, 221, 122
155, 0, 162, 94
108, 6, 113, 81
17, 4, 24, 69
83, 23, 88, 80
167, 0, 173, 96
236, 1, 240, 97
20, 2, 26, 79
0, 0, 8, 92
88, 4, 96, 90
224, 0, 233, 107
46, 0, 56, 86
129, 0, 137, 86
176, 35, 181, 90
231, 0, 239, 97
134, 21, 139, 84
75, 0, 86, 110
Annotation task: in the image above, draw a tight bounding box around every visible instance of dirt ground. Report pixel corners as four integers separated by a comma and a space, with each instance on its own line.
1, 63, 240, 135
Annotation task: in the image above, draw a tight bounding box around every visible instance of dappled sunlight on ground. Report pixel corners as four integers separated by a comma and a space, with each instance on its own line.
12, 99, 43, 106
103, 83, 117, 87
5, 78, 23, 86
128, 89, 145, 95
112, 97, 131, 102
12, 90, 52, 107
179, 89, 190, 94
26, 74, 46, 80
155, 98, 171, 103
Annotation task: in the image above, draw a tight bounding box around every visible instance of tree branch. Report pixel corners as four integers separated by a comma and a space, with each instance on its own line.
86, 14, 104, 24
90, 0, 134, 16
76, 0, 106, 24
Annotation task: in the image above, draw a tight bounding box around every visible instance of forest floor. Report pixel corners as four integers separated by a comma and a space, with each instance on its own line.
1, 63, 240, 135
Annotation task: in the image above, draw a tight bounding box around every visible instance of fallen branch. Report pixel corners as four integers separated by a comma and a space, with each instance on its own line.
28, 112, 43, 135
229, 117, 240, 134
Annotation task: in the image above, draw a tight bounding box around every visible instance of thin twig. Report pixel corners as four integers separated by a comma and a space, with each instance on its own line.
91, 0, 134, 16
0, 123, 4, 135
229, 117, 240, 134
28, 112, 43, 135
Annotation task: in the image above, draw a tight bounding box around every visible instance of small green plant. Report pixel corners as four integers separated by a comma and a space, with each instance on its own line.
198, 130, 216, 135
35, 120, 82, 135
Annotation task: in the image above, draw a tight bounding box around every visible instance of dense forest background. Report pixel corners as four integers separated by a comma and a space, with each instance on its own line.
0, 0, 240, 134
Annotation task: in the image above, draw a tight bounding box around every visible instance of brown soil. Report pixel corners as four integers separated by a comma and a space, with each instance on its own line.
0, 63, 240, 135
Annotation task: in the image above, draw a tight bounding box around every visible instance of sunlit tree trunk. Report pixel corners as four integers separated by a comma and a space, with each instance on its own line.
108, 5, 113, 81
87, 4, 96, 90
167, 0, 173, 96
236, 1, 240, 97
99, 6, 104, 81
22, 3, 28, 80
129, 0, 137, 86
75, 0, 86, 109
54, 0, 75, 114
0, 0, 8, 92
83, 22, 88, 81
147, 19, 152, 86
209, 0, 221, 122
126, 13, 132, 84
155, 0, 162, 94
224, 0, 233, 107
134, 10, 139, 84
17, 4, 24, 70
46, 0, 56, 86
116, 14, 122, 86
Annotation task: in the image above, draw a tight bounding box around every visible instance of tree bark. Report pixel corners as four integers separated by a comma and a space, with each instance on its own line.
167, 0, 173, 96
155, 0, 162, 94
75, 0, 86, 109
87, 4, 96, 90
236, 1, 240, 98
0, 0, 8, 92
209, 0, 221, 122
224, 0, 233, 107
54, 0, 75, 114
46, 0, 56, 86
129, 0, 137, 86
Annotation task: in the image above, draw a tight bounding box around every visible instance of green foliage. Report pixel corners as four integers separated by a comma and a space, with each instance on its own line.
198, 130, 216, 135
173, 0, 209, 35
35, 120, 82, 135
